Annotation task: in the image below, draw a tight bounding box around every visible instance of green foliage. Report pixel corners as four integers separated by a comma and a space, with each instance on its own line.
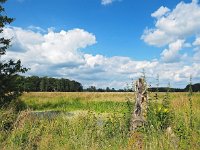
174, 123, 189, 140
146, 102, 173, 130
19, 76, 83, 92
0, 108, 18, 144
0, 0, 28, 108
0, 109, 17, 132
185, 83, 200, 92
188, 76, 193, 129
145, 81, 173, 131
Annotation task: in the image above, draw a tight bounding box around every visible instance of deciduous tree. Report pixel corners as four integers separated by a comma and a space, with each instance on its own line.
0, 0, 28, 107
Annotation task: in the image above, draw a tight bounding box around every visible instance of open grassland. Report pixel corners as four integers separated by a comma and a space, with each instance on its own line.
20, 92, 134, 113
20, 92, 200, 114
0, 92, 200, 150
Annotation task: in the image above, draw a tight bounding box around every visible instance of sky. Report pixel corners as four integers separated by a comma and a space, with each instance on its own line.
2, 0, 200, 89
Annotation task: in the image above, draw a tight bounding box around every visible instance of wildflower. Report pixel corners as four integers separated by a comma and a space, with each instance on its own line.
163, 108, 168, 113
158, 106, 162, 112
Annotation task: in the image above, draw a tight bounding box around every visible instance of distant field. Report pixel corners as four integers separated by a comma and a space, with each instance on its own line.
21, 92, 134, 102
20, 92, 135, 113
21, 92, 200, 114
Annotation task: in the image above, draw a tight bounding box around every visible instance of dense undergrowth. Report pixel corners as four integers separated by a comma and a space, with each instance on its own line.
0, 92, 199, 150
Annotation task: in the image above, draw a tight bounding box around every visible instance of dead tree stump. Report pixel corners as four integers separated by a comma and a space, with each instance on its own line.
130, 78, 148, 131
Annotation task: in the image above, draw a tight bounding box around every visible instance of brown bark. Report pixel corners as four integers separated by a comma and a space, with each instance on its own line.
130, 78, 147, 131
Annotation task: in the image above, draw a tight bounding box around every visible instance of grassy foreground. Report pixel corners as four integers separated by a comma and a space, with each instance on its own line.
0, 92, 200, 149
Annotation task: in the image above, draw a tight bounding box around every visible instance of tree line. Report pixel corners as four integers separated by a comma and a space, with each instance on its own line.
85, 85, 200, 92
185, 83, 200, 92
149, 84, 200, 92
84, 86, 131, 92
18, 76, 83, 92
17, 77, 130, 92
149, 87, 185, 92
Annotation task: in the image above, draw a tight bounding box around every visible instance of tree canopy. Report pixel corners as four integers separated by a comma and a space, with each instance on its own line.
19, 76, 83, 92
0, 0, 28, 107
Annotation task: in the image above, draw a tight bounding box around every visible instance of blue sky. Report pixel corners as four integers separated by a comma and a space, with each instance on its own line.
5, 0, 191, 59
2, 0, 200, 88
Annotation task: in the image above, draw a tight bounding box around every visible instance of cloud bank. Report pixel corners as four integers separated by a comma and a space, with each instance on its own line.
142, 0, 200, 48
2, 25, 200, 89
2, 1, 200, 88
140, 0, 200, 84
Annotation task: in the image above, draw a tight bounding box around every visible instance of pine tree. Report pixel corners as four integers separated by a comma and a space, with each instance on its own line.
0, 0, 28, 107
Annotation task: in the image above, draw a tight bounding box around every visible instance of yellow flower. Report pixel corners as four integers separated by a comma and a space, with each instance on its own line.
163, 108, 168, 113
158, 106, 162, 111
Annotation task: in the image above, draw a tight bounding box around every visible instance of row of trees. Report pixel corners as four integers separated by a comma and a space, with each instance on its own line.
19, 76, 83, 92
149, 84, 200, 92
149, 87, 185, 92
84, 86, 200, 92
20, 81, 200, 92
84, 86, 130, 92
185, 83, 200, 92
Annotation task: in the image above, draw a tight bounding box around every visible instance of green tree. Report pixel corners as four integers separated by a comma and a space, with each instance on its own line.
24, 76, 40, 92
106, 87, 110, 92
40, 77, 47, 91
87, 86, 96, 92
0, 0, 28, 107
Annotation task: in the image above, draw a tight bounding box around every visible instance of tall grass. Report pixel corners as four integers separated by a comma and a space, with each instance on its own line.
0, 92, 199, 149
1, 110, 130, 150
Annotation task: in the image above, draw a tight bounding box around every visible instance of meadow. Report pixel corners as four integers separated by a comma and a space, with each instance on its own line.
0, 92, 200, 150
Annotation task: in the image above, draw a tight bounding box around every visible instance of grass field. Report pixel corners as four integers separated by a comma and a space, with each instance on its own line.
21, 92, 134, 113
0, 92, 200, 149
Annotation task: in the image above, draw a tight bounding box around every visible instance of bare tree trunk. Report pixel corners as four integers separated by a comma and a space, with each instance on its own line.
130, 78, 147, 131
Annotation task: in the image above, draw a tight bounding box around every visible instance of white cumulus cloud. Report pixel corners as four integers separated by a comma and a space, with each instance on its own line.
2, 26, 200, 88
141, 0, 200, 66
151, 6, 170, 18
3, 26, 96, 65
161, 39, 185, 62
142, 0, 200, 47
